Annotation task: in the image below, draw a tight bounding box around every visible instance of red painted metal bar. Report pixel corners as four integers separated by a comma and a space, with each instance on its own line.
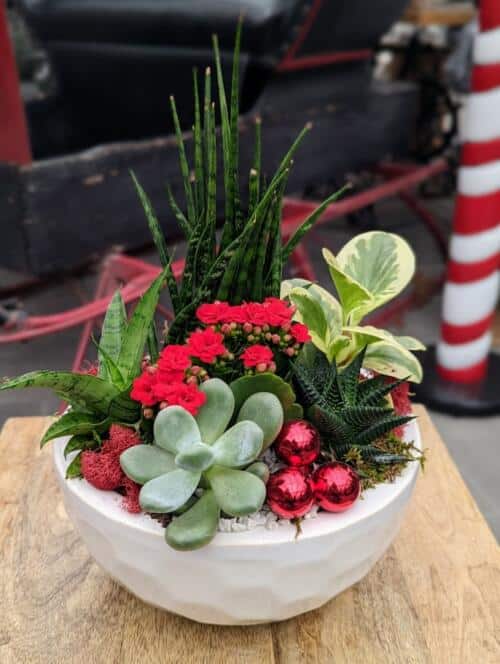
277, 49, 372, 73
0, 1, 31, 164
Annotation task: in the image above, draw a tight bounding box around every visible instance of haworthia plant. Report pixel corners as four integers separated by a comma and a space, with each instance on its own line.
132, 19, 345, 342
120, 378, 284, 550
0, 267, 170, 455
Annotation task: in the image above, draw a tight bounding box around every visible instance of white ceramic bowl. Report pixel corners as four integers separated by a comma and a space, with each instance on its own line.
53, 420, 421, 625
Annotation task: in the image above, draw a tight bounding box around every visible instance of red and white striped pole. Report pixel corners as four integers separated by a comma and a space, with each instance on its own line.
436, 1, 500, 385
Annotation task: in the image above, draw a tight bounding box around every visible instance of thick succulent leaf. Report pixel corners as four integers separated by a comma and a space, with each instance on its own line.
117, 267, 168, 384
322, 248, 373, 325
245, 461, 270, 483
284, 402, 303, 421
120, 445, 176, 484
98, 290, 127, 381
364, 341, 423, 383
212, 421, 263, 467
0, 371, 119, 417
338, 347, 366, 405
195, 378, 235, 444
41, 411, 109, 447
175, 442, 215, 472
291, 361, 325, 409
354, 414, 415, 446
153, 405, 201, 454
236, 392, 283, 449
96, 344, 127, 390
139, 469, 200, 513
342, 406, 392, 430
206, 466, 266, 517
307, 404, 354, 443
230, 373, 296, 414
357, 375, 408, 407
165, 490, 220, 551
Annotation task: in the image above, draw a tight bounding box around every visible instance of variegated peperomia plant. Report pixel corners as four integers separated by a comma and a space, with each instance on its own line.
282, 231, 425, 383
120, 378, 283, 550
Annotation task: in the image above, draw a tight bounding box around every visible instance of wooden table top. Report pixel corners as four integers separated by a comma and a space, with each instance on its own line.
1, 405, 499, 663
403, 2, 475, 27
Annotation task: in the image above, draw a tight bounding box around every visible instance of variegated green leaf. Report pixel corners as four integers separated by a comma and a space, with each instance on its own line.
364, 340, 423, 383
394, 335, 426, 351
322, 248, 373, 324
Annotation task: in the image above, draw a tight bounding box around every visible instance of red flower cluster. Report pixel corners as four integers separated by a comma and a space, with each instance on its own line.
187, 328, 226, 364
196, 298, 295, 328
241, 345, 274, 370
80, 425, 142, 513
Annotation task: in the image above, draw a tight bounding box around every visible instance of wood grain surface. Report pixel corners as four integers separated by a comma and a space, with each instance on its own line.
0, 406, 499, 663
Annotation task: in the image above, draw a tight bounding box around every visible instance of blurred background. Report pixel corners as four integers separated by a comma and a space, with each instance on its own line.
2, 0, 499, 538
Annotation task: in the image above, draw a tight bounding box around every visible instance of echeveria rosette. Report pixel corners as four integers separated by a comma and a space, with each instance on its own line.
120, 378, 284, 550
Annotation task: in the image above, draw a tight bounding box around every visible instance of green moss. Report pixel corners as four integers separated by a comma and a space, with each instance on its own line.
341, 433, 425, 491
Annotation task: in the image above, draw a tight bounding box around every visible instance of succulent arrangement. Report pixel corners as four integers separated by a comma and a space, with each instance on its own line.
1, 23, 425, 552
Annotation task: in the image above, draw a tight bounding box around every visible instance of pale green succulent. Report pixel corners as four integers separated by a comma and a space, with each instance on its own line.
120, 378, 283, 550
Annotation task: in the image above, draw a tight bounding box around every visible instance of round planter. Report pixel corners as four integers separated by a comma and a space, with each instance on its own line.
53, 420, 421, 625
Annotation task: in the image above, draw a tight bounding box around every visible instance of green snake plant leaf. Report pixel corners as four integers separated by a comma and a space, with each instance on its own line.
206, 466, 266, 517
117, 266, 168, 384
120, 445, 176, 484
211, 421, 264, 468
41, 411, 109, 447
325, 231, 415, 324
139, 468, 201, 513
98, 290, 127, 381
153, 405, 202, 454
107, 390, 141, 423
165, 489, 220, 551
236, 392, 283, 449
364, 341, 423, 383
175, 442, 215, 472
0, 371, 120, 417
195, 378, 235, 444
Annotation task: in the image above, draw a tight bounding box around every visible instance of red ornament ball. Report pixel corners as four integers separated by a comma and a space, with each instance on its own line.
312, 462, 361, 513
274, 420, 321, 467
267, 467, 315, 519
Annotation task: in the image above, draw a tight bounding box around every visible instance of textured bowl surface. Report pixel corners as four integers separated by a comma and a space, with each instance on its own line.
53, 421, 421, 625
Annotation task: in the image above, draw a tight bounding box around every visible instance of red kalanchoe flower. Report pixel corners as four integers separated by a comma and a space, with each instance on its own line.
157, 344, 192, 381
81, 450, 123, 490
241, 344, 274, 368
187, 328, 227, 364
243, 302, 268, 326
122, 477, 142, 514
263, 297, 293, 327
225, 304, 247, 324
101, 424, 141, 456
153, 382, 207, 415
196, 302, 231, 325
290, 322, 311, 344
130, 370, 158, 406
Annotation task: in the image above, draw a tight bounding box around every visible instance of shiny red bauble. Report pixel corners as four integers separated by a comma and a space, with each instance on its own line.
267, 467, 315, 519
312, 462, 361, 512
274, 420, 321, 467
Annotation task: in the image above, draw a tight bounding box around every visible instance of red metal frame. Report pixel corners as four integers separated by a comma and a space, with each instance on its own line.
0, 159, 449, 371
0, 1, 32, 164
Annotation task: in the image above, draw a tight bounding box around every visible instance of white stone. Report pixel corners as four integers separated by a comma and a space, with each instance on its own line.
52, 420, 421, 625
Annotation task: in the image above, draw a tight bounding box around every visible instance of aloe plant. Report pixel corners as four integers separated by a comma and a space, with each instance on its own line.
282, 231, 425, 382
0, 267, 169, 466
292, 347, 415, 464
120, 378, 283, 550
132, 20, 347, 343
